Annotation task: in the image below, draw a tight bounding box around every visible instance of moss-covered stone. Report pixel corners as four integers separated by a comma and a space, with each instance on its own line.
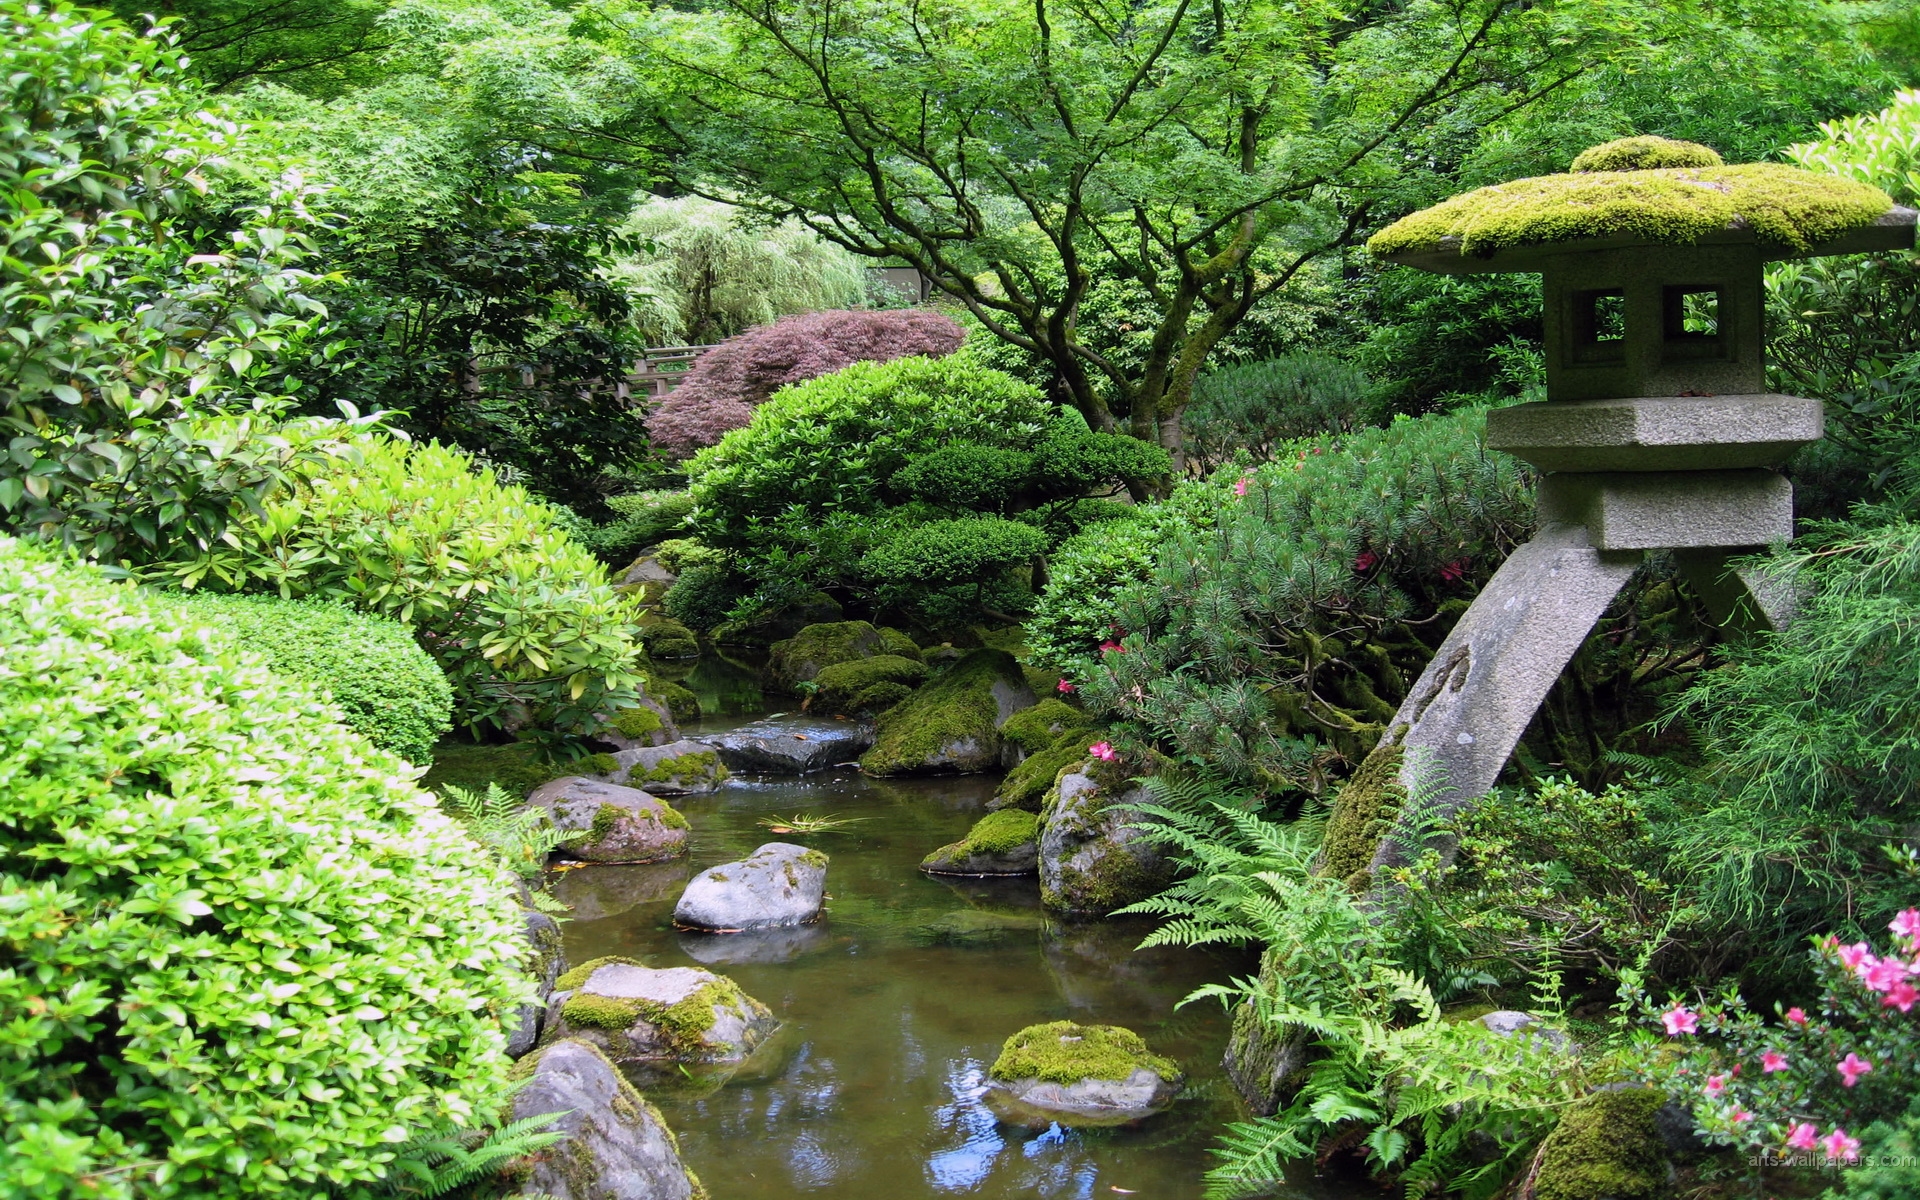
812, 653, 929, 714
999, 698, 1091, 755
877, 626, 921, 658
1570, 135, 1722, 173
556, 955, 647, 991
992, 737, 1087, 811
653, 681, 702, 721
922, 809, 1042, 874
638, 618, 701, 660
638, 750, 726, 794
861, 648, 1036, 775
1532, 1087, 1670, 1200
989, 1021, 1180, 1085
1369, 160, 1894, 260
550, 963, 772, 1062
1038, 775, 1174, 915
611, 705, 665, 740
1317, 740, 1406, 888
765, 620, 883, 691
963, 809, 1039, 854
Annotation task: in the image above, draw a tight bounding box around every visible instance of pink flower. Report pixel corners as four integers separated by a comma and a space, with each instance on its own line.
1822, 1129, 1861, 1163
1661, 1006, 1698, 1036
1730, 1107, 1753, 1124
1786, 1122, 1819, 1152
1056, 679, 1076, 694
1862, 956, 1908, 993
1761, 1050, 1788, 1073
1098, 640, 1125, 654
1884, 981, 1918, 1012
1837, 1052, 1874, 1087
1088, 741, 1116, 761
1785, 1006, 1809, 1025
1232, 476, 1250, 497
1353, 550, 1380, 574
1837, 941, 1874, 971
1438, 559, 1466, 584
1703, 1074, 1727, 1097
1892, 908, 1920, 943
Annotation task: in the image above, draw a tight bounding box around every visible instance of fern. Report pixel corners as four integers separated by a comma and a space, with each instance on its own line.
381, 1107, 568, 1198
441, 783, 580, 879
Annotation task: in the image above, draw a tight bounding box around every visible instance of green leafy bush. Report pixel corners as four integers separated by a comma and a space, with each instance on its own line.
861, 516, 1049, 622
0, 536, 530, 1198
158, 591, 452, 764
149, 427, 647, 738
567, 491, 696, 565
1184, 353, 1373, 475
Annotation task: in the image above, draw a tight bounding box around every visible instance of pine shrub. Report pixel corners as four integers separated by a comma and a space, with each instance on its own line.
645, 308, 965, 456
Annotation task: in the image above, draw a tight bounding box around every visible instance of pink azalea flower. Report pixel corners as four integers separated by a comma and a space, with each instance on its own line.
1056, 679, 1076, 694
1703, 1074, 1727, 1097
1232, 477, 1250, 497
1761, 1050, 1788, 1073
1837, 1052, 1874, 1088
1862, 956, 1907, 993
1891, 908, 1920, 943
1730, 1107, 1753, 1124
1837, 941, 1874, 971
1353, 550, 1380, 574
1785, 1006, 1809, 1025
1661, 1006, 1698, 1036
1088, 741, 1116, 761
1437, 559, 1466, 584
1884, 981, 1918, 1012
1822, 1129, 1861, 1163
1786, 1122, 1819, 1152
1098, 640, 1125, 654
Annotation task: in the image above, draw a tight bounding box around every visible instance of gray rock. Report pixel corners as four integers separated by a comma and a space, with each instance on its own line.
920, 840, 1038, 875
1038, 775, 1173, 916
1480, 1009, 1572, 1053
550, 859, 690, 924
544, 961, 777, 1064
1223, 998, 1313, 1116
594, 695, 681, 750
525, 778, 688, 864
594, 739, 729, 795
506, 908, 567, 1059
619, 556, 677, 588
510, 1038, 702, 1200
674, 842, 827, 931
704, 716, 873, 774
985, 1067, 1183, 1129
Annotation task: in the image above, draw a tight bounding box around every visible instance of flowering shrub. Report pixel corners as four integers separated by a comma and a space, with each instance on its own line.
1627, 909, 1920, 1170
646, 308, 965, 456
0, 537, 530, 1198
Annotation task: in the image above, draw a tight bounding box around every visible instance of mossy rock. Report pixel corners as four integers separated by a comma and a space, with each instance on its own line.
990, 1020, 1180, 1085
1530, 1087, 1671, 1200
991, 734, 1088, 812
638, 619, 701, 660
509, 1038, 707, 1200
1038, 774, 1174, 916
526, 778, 689, 863
998, 698, 1091, 755
598, 696, 680, 749
877, 626, 921, 658
713, 592, 845, 649
1570, 135, 1721, 173
766, 620, 886, 692
860, 648, 1037, 776
812, 653, 929, 715
596, 742, 729, 796
651, 680, 702, 722
544, 960, 778, 1066
1317, 740, 1406, 889
984, 1021, 1184, 1128
1369, 150, 1895, 261
921, 809, 1041, 875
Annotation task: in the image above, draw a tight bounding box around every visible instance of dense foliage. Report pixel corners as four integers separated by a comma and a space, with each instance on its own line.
0, 536, 529, 1198
646, 308, 965, 457
159, 591, 453, 764
148, 426, 647, 738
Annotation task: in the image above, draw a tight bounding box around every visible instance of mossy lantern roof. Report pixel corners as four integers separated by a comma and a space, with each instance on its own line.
1369, 137, 1916, 273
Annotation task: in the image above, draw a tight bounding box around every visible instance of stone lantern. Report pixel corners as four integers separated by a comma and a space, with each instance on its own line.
1351, 136, 1916, 868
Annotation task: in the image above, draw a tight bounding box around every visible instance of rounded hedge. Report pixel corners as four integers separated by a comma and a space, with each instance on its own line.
0, 537, 530, 1199
158, 592, 453, 764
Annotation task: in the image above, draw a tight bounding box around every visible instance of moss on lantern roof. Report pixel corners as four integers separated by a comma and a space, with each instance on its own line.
1369, 162, 1893, 261
1570, 136, 1722, 172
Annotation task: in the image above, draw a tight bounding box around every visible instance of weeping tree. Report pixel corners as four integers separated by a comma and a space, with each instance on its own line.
541, 0, 1706, 482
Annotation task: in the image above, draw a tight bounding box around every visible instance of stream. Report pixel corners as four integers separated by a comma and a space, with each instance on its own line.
547, 656, 1358, 1199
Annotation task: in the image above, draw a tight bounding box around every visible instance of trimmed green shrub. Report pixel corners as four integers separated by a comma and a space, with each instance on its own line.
148, 427, 647, 739
0, 537, 530, 1198
1184, 354, 1373, 475
159, 592, 452, 764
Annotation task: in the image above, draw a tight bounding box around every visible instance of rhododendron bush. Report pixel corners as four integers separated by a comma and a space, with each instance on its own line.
1627, 909, 1920, 1169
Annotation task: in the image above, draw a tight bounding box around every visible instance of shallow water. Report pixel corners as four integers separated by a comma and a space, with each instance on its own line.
554, 661, 1362, 1199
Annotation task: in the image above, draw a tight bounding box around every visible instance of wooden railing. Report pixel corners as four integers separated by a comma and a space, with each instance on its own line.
627, 344, 716, 400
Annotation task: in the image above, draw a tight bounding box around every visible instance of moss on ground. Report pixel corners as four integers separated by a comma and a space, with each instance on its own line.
1369, 160, 1893, 259
1317, 741, 1405, 888
990, 1021, 1180, 1085
878, 626, 921, 658
812, 653, 929, 714
1570, 135, 1721, 172
999, 698, 1090, 754
1532, 1087, 1669, 1200
861, 648, 1024, 774
609, 705, 664, 739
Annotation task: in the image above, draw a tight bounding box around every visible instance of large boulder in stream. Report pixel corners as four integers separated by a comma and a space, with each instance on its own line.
1039, 772, 1174, 915
860, 648, 1036, 775
705, 715, 873, 774
510, 1038, 705, 1200
675, 842, 828, 930
505, 907, 568, 1059
594, 739, 729, 795
543, 957, 779, 1064
983, 1021, 1184, 1128
766, 620, 884, 691
921, 809, 1041, 876
525, 777, 689, 863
